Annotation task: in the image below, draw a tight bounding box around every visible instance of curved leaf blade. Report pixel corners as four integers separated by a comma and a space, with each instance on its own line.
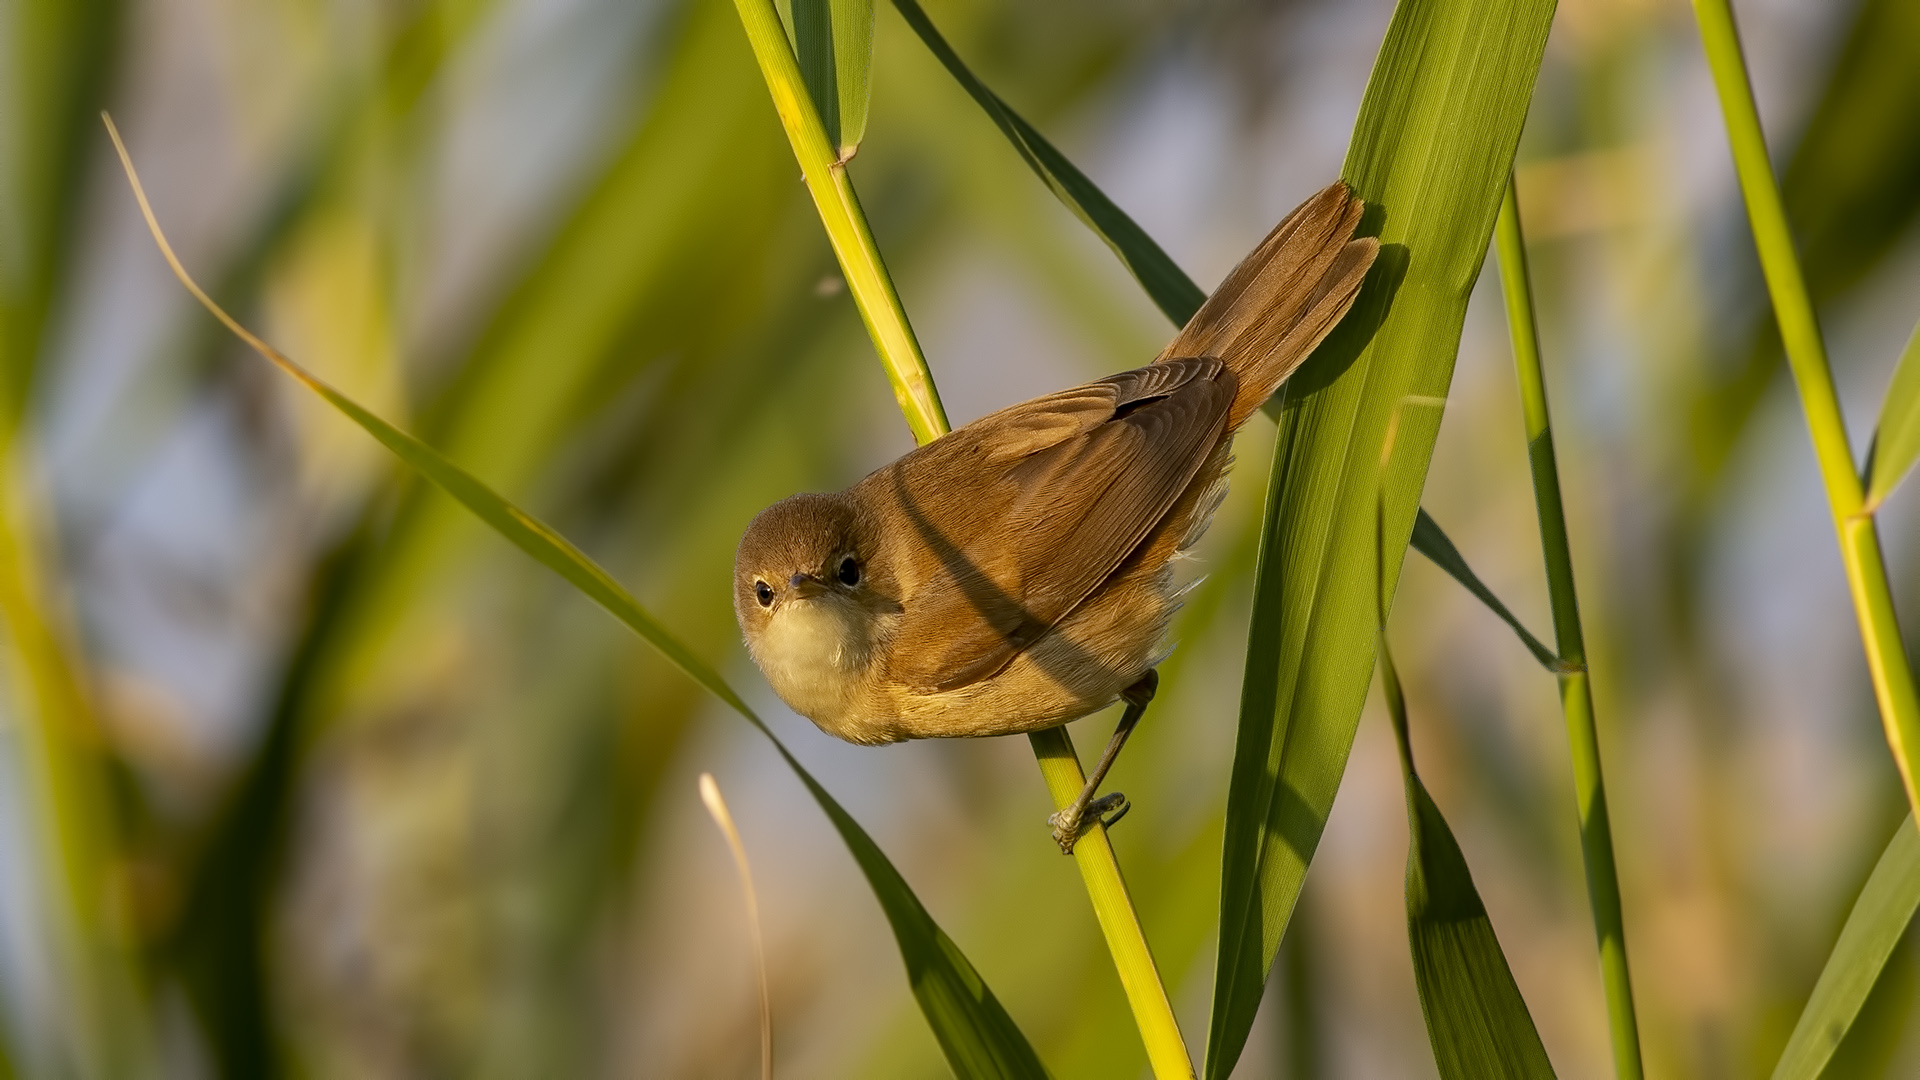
889, 0, 1206, 327
1773, 815, 1920, 1080
107, 118, 1047, 1080
1412, 508, 1569, 673
1865, 317, 1920, 509
1205, 0, 1556, 1074
1382, 645, 1556, 1080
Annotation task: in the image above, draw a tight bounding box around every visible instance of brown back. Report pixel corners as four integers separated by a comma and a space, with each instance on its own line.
856, 183, 1378, 694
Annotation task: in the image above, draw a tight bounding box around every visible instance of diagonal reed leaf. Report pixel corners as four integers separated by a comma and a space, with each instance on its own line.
1772, 815, 1920, 1080
1206, 0, 1555, 1075
1382, 640, 1557, 1080
1865, 317, 1920, 510
1411, 508, 1569, 674
107, 116, 1049, 1080
1377, 470, 1555, 1079
889, 0, 1205, 328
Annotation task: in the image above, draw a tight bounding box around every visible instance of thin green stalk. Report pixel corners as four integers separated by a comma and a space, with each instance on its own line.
730, 3, 1194, 1074
1028, 727, 1193, 1080
731, 0, 946, 443
1691, 0, 1920, 818
1495, 177, 1645, 1080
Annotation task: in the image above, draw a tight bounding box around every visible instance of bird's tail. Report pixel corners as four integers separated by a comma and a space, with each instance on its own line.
1156, 181, 1378, 427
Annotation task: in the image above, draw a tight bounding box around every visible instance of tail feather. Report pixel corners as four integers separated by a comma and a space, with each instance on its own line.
1156, 181, 1378, 427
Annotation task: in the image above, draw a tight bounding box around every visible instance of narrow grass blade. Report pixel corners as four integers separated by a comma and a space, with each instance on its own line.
889, 0, 1204, 326
1496, 177, 1642, 1077
1205, 0, 1556, 1074
109, 118, 1048, 1080
1865, 318, 1920, 510
1411, 508, 1568, 673
1382, 645, 1557, 1080
1772, 815, 1920, 1080
700, 774, 774, 1080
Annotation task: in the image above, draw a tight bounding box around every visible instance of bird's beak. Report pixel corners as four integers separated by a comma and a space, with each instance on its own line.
788, 573, 827, 599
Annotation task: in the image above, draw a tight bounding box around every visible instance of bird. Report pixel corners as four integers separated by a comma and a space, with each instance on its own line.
733, 181, 1378, 851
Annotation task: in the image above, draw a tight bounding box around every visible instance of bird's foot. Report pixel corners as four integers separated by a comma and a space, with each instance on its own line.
1048, 791, 1129, 854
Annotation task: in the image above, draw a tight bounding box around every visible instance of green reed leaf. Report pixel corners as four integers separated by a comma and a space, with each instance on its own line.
787, 0, 874, 155
1206, 0, 1555, 1075
889, 0, 1205, 327
1381, 642, 1557, 1080
109, 118, 1047, 1080
1773, 815, 1920, 1080
1411, 508, 1570, 673
1865, 318, 1920, 510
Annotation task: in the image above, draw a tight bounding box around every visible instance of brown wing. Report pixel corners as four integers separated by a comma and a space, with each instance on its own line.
861, 358, 1234, 692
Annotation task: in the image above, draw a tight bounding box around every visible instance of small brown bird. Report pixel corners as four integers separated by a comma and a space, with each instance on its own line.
734, 182, 1377, 851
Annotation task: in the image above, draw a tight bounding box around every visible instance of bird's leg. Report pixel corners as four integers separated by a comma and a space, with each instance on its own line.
1048, 670, 1157, 854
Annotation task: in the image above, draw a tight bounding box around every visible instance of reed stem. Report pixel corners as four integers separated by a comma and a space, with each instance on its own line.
1691, 0, 1920, 819
1495, 176, 1645, 1080
731, 2, 1194, 1073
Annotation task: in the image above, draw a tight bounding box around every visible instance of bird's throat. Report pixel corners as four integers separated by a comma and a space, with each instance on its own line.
752, 596, 874, 730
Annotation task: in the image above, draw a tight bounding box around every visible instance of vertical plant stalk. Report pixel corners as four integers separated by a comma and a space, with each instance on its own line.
1691, 0, 1920, 817
729, 3, 1194, 1075
1028, 728, 1193, 1079
1495, 178, 1645, 1080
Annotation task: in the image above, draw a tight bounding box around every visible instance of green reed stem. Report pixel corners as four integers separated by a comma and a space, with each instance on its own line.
730, 2, 1194, 1073
1029, 727, 1194, 1080
731, 0, 947, 444
1691, 0, 1920, 819
1495, 176, 1645, 1080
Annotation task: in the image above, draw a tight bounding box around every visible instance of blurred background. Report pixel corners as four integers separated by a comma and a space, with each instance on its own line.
1, 0, 1917, 1075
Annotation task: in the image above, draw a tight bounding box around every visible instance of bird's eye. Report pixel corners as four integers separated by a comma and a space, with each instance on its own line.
754, 580, 774, 607
838, 556, 861, 586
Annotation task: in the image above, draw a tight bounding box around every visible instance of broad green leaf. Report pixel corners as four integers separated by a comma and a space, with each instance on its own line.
110, 122, 1048, 1080
1411, 508, 1569, 673
786, 0, 874, 156
1773, 814, 1920, 1080
890, 0, 1204, 327
1206, 0, 1556, 1074
1865, 318, 1920, 509
1381, 642, 1556, 1080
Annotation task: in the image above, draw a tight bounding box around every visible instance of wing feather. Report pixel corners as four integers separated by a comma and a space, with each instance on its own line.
861, 358, 1233, 692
